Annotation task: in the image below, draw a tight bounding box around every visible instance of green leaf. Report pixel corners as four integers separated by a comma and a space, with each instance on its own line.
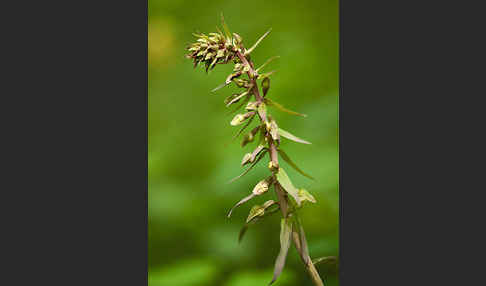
270, 218, 292, 285
256, 56, 280, 73
278, 128, 311, 144
245, 28, 272, 55
227, 193, 255, 218
250, 145, 265, 162
275, 168, 302, 206
293, 218, 311, 265
241, 153, 252, 166
257, 70, 277, 80
278, 149, 314, 180
262, 77, 270, 97
226, 91, 249, 107
227, 95, 250, 116
211, 71, 242, 93
228, 150, 267, 183
238, 204, 279, 243
312, 256, 338, 266
265, 98, 307, 117
220, 13, 232, 40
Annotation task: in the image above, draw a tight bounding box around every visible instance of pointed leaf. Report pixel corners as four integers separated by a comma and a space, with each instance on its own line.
270, 218, 292, 285
227, 193, 255, 218
256, 56, 280, 73
278, 128, 311, 144
312, 256, 338, 266
228, 95, 250, 116
239, 204, 279, 243
265, 98, 307, 117
238, 224, 250, 243
295, 219, 311, 265
245, 28, 272, 55
241, 153, 252, 166
278, 149, 314, 180
226, 91, 249, 107
262, 77, 270, 97
220, 13, 232, 40
250, 145, 265, 162
257, 70, 277, 80
275, 168, 302, 206
228, 150, 267, 183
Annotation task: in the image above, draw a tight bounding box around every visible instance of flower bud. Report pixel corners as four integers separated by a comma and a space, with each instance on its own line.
252, 179, 270, 195
246, 101, 259, 111
231, 114, 246, 126
230, 112, 253, 126
241, 153, 252, 166
268, 161, 279, 172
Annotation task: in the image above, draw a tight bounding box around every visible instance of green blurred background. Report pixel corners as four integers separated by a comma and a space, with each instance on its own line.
149, 0, 338, 285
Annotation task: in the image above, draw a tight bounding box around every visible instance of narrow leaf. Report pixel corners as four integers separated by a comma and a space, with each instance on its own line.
312, 256, 338, 266
227, 193, 255, 218
227, 95, 250, 116
278, 149, 314, 180
257, 70, 277, 80
246, 28, 272, 55
297, 220, 311, 265
250, 145, 265, 162
262, 77, 270, 97
228, 150, 267, 183
211, 82, 228, 93
275, 167, 302, 206
220, 13, 232, 40
265, 98, 307, 117
270, 218, 292, 285
239, 205, 279, 243
256, 56, 280, 73
226, 91, 249, 107
278, 128, 311, 144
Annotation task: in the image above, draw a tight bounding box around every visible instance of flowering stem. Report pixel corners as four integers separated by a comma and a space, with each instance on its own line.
237, 50, 324, 286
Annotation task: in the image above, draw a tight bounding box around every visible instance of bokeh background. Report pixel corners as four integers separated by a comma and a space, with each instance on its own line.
148, 0, 338, 285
